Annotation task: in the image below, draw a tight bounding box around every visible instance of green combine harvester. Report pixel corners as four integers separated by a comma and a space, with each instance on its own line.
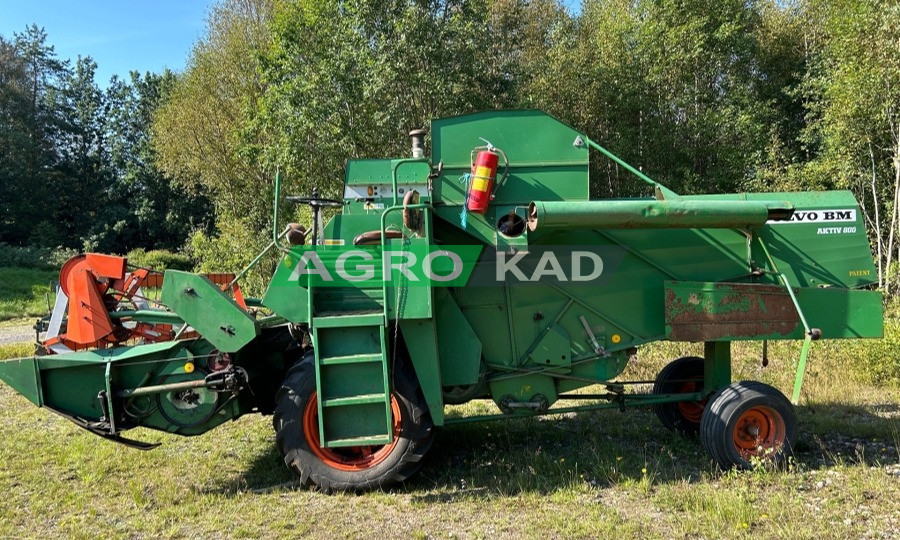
0, 110, 882, 491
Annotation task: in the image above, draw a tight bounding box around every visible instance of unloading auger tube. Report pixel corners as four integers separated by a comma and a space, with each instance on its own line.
0, 109, 883, 492
526, 199, 796, 231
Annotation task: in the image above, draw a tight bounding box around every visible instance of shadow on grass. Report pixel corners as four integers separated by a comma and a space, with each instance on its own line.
207, 400, 899, 497
0, 267, 57, 321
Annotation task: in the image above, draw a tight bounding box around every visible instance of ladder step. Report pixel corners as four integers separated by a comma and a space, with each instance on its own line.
322, 393, 388, 407
313, 313, 384, 328
319, 353, 384, 366
326, 435, 392, 448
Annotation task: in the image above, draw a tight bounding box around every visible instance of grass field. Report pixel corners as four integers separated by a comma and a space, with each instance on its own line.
0, 267, 57, 321
0, 266, 897, 538
0, 337, 897, 539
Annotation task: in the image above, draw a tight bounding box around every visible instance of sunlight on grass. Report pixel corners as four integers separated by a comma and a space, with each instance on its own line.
0, 284, 896, 538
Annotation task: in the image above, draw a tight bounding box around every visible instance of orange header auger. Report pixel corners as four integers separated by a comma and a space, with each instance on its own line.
40, 254, 246, 355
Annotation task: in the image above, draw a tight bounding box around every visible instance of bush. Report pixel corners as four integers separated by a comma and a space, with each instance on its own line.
843, 319, 900, 386
188, 217, 277, 297
0, 243, 79, 269
126, 248, 194, 271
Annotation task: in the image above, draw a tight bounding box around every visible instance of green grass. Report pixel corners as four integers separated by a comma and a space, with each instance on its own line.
0, 336, 897, 539
0, 267, 57, 321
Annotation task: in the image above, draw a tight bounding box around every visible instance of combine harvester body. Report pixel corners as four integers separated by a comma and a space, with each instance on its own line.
0, 110, 883, 490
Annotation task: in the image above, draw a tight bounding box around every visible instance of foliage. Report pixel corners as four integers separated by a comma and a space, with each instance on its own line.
254, 0, 520, 205
152, 0, 275, 231
0, 243, 78, 269
125, 248, 193, 271
82, 71, 215, 254
0, 26, 69, 247
188, 217, 277, 297
0, 26, 212, 254
798, 0, 900, 292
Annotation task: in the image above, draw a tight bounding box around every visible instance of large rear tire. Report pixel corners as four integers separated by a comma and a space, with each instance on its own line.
700, 381, 797, 469
273, 352, 433, 491
652, 356, 707, 436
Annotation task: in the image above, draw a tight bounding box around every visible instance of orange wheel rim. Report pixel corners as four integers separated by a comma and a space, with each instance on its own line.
302, 391, 402, 471
732, 406, 786, 458
675, 381, 707, 423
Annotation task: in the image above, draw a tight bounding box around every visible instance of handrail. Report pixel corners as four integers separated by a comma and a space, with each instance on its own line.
390, 158, 428, 206
380, 203, 432, 324
581, 135, 679, 198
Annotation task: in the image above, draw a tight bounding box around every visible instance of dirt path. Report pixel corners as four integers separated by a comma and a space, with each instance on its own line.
0, 323, 33, 345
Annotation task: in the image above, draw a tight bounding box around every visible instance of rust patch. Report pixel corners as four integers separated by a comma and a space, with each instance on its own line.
665, 283, 800, 341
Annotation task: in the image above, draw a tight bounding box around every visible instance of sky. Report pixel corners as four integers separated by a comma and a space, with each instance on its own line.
0, 0, 581, 86
0, 0, 214, 85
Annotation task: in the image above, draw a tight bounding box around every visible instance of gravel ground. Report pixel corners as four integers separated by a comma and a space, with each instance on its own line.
0, 324, 33, 345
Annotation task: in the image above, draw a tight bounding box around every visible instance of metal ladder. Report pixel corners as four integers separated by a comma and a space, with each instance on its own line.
310, 312, 393, 447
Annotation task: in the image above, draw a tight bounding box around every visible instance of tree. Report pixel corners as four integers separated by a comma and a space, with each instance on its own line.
83, 71, 213, 253
153, 0, 275, 231
519, 0, 776, 198
254, 0, 528, 205
0, 35, 33, 243
49, 56, 111, 246
799, 0, 900, 291
0, 26, 69, 246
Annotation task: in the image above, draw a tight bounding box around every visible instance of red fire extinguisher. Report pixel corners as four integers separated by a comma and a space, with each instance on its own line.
466, 141, 508, 214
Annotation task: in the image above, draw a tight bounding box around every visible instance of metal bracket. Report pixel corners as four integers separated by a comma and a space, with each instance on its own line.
45, 406, 161, 451
755, 235, 821, 404
579, 315, 606, 355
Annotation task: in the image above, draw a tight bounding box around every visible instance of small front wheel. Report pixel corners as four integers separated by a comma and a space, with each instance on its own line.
700, 381, 797, 469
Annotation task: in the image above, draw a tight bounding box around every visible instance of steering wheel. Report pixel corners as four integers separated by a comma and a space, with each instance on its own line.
286, 188, 345, 208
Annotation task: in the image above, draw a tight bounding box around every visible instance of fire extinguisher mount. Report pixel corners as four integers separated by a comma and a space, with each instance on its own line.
470, 138, 510, 200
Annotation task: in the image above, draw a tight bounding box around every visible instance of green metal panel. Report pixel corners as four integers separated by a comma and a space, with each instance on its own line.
0, 357, 41, 406
399, 319, 445, 425
796, 287, 883, 339
263, 257, 310, 323
433, 204, 529, 250
453, 285, 515, 366
700, 190, 878, 289
432, 110, 589, 207
36, 340, 183, 370
434, 288, 482, 386
161, 270, 260, 352
346, 159, 432, 186
526, 324, 571, 368
384, 237, 433, 320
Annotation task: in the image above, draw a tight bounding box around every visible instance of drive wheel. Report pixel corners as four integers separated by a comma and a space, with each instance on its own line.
700, 381, 797, 469
273, 352, 433, 491
652, 356, 707, 436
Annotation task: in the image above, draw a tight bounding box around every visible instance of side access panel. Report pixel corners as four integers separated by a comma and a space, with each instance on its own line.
665, 281, 883, 341
399, 319, 445, 426
161, 270, 259, 352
